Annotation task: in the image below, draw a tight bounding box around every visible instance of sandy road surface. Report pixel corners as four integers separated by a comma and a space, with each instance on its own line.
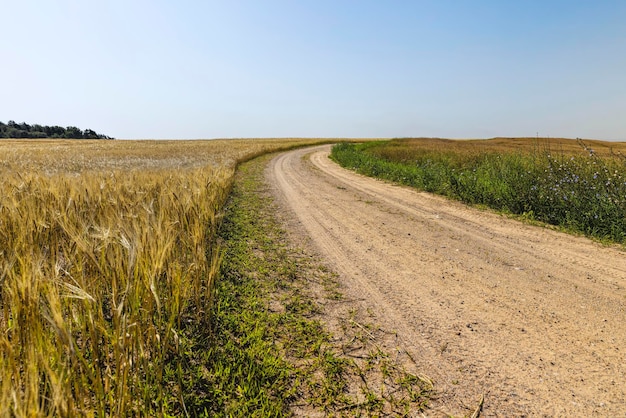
267, 145, 626, 417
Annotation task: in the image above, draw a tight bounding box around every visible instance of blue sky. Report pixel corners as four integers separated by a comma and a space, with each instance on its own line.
1, 1, 625, 139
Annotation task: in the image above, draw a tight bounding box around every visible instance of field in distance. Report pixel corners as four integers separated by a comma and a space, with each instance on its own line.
0, 138, 349, 172
380, 136, 626, 157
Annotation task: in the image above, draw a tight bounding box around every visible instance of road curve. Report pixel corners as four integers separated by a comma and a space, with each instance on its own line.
267, 145, 626, 416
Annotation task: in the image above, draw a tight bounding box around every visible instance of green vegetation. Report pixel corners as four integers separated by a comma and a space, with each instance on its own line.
0, 120, 113, 139
179, 155, 318, 416
331, 138, 626, 244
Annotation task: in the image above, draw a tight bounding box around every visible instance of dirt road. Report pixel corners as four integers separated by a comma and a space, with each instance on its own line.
267, 145, 626, 417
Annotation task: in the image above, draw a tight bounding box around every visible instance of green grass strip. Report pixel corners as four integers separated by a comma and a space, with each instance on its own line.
171, 156, 299, 416
171, 151, 435, 417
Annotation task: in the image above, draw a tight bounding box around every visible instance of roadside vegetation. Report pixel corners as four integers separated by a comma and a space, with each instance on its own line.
331, 137, 626, 245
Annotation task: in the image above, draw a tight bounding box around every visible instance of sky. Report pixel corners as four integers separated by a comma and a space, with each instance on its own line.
1, 1, 625, 140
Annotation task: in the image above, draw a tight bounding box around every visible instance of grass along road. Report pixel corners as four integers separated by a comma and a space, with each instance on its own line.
268, 145, 626, 416
209, 153, 433, 416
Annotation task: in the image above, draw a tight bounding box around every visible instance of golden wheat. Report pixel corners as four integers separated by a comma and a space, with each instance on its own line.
0, 138, 332, 416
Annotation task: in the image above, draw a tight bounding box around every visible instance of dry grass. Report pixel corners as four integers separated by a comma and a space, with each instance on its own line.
0, 138, 336, 416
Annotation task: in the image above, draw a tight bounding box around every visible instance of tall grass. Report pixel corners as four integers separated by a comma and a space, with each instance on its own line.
0, 138, 335, 416
331, 139, 626, 244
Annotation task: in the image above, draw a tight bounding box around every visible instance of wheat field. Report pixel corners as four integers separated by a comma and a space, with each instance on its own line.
0, 138, 330, 416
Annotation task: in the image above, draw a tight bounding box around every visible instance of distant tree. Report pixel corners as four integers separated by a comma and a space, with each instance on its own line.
46, 126, 65, 137
30, 130, 47, 138
64, 126, 83, 139
5, 127, 22, 138
83, 129, 99, 139
0, 121, 113, 139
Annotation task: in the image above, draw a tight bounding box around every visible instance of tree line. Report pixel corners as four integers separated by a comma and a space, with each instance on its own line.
0, 120, 114, 139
